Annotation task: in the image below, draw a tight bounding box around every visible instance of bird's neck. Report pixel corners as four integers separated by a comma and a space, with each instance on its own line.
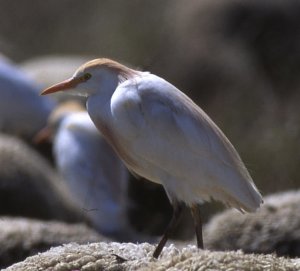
87, 91, 112, 119
87, 65, 136, 119
86, 73, 117, 133
86, 68, 138, 137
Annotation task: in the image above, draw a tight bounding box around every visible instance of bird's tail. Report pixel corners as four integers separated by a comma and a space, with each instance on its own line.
222, 178, 263, 213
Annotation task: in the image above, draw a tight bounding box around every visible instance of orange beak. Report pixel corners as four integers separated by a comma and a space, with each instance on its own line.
40, 77, 82, 95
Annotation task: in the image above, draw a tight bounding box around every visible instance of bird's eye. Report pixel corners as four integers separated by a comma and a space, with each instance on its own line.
83, 73, 92, 81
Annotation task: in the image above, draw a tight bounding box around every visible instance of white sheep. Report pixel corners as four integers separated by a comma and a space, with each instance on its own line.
205, 190, 300, 257
0, 133, 83, 222
5, 242, 300, 271
0, 217, 104, 269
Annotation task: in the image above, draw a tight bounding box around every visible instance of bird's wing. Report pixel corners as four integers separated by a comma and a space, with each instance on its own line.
112, 75, 242, 174
111, 74, 261, 209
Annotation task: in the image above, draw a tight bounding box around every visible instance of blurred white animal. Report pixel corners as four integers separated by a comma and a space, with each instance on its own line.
0, 56, 55, 139
39, 102, 135, 240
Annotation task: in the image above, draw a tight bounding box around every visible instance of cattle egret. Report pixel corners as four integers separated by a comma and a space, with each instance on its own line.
0, 57, 55, 139
41, 58, 263, 258
38, 101, 136, 240
54, 112, 130, 239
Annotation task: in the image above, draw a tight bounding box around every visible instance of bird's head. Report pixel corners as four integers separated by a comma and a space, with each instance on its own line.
33, 100, 85, 144
41, 58, 138, 97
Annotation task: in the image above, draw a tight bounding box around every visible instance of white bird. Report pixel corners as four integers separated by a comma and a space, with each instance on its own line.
41, 58, 263, 258
0, 57, 55, 139
38, 102, 132, 240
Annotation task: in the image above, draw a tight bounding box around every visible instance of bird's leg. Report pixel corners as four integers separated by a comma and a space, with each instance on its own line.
190, 204, 204, 249
153, 201, 184, 258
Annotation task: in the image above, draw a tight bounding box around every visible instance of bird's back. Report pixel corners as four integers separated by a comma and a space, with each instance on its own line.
109, 73, 263, 212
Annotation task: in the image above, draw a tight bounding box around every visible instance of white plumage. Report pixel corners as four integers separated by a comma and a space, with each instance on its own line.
0, 57, 55, 139
53, 111, 130, 238
107, 73, 260, 211
41, 58, 263, 258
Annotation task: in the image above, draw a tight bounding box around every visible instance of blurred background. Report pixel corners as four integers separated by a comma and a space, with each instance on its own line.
0, 0, 300, 252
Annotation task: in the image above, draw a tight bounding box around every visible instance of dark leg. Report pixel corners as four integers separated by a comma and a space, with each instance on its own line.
153, 201, 184, 258
190, 204, 204, 249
